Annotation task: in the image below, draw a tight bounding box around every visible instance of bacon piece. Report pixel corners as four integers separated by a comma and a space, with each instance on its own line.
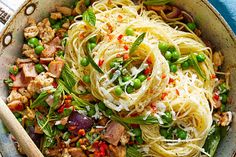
40, 58, 54, 64
103, 121, 125, 146
7, 100, 24, 111
48, 60, 64, 78
22, 63, 37, 78
13, 71, 32, 88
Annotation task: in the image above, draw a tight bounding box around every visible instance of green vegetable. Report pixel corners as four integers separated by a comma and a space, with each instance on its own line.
61, 63, 77, 90
17, 118, 22, 123
52, 22, 62, 30
126, 27, 134, 36
9, 65, 19, 75
35, 45, 44, 55
204, 125, 221, 157
218, 83, 228, 94
133, 79, 142, 89
220, 104, 226, 112
31, 91, 50, 109
56, 124, 65, 130
220, 94, 228, 104
110, 61, 117, 68
115, 115, 159, 125
25, 119, 34, 127
144, 0, 172, 5
35, 64, 45, 73
123, 76, 132, 82
28, 38, 39, 48
164, 51, 172, 60
133, 128, 142, 136
57, 50, 64, 57
189, 53, 206, 80
84, 0, 90, 6
88, 36, 97, 43
80, 57, 90, 67
136, 136, 143, 144
87, 42, 97, 51
71, 93, 94, 109
170, 64, 177, 73
196, 54, 206, 62
159, 41, 169, 53
181, 60, 190, 70
127, 85, 134, 94
87, 107, 96, 117
105, 108, 113, 116
63, 107, 73, 117
83, 75, 91, 83
129, 33, 146, 54
114, 86, 123, 96
35, 111, 53, 137
161, 112, 173, 124
14, 112, 22, 118
43, 135, 56, 148
76, 141, 81, 147
138, 74, 146, 82
82, 8, 96, 26
126, 145, 143, 157
171, 51, 180, 62
187, 22, 196, 31
176, 128, 187, 140
160, 128, 172, 139
98, 102, 106, 110
62, 132, 70, 141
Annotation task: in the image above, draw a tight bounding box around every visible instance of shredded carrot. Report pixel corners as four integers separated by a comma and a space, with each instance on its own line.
176, 89, 180, 96
98, 59, 104, 67
161, 92, 168, 100
123, 53, 129, 60
169, 78, 174, 84
124, 45, 129, 51
161, 74, 166, 79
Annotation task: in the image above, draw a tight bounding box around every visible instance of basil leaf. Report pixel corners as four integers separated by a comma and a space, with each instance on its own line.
61, 63, 77, 90
31, 91, 49, 109
189, 53, 206, 80
129, 33, 146, 54
127, 146, 143, 157
35, 111, 54, 137
82, 8, 96, 26
144, 0, 172, 5
85, 44, 104, 74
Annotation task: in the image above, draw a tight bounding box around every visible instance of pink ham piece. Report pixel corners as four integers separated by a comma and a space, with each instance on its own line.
40, 58, 54, 65
22, 63, 38, 78
7, 100, 24, 111
41, 37, 61, 58
48, 59, 64, 78
13, 71, 32, 88
103, 121, 125, 146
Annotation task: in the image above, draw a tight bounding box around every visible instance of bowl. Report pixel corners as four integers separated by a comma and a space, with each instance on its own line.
0, 0, 235, 156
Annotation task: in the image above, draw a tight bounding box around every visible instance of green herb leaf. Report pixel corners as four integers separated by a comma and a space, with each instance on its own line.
129, 33, 146, 54
31, 91, 49, 109
35, 111, 54, 137
204, 124, 221, 157
189, 53, 206, 80
61, 63, 77, 90
127, 145, 143, 157
85, 43, 104, 74
42, 135, 56, 149
174, 56, 189, 64
71, 93, 93, 108
144, 0, 172, 5
112, 115, 159, 125
82, 8, 96, 26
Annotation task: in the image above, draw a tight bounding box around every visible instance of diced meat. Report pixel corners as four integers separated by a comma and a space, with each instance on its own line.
45, 148, 62, 157
18, 88, 31, 98
16, 58, 33, 65
103, 121, 125, 146
40, 58, 54, 64
50, 12, 62, 20
56, 6, 72, 16
22, 63, 38, 78
68, 148, 86, 157
22, 44, 39, 62
37, 18, 55, 43
7, 90, 22, 103
48, 60, 64, 78
49, 36, 61, 46
7, 100, 24, 112
41, 44, 56, 58
13, 71, 32, 88
24, 25, 39, 39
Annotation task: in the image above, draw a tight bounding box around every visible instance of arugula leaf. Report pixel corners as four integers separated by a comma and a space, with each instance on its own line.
82, 8, 96, 26
144, 0, 172, 5
31, 91, 49, 109
189, 53, 206, 80
61, 63, 77, 90
129, 33, 146, 54
204, 125, 221, 157
35, 111, 54, 137
127, 146, 143, 157
85, 43, 104, 74
112, 115, 159, 125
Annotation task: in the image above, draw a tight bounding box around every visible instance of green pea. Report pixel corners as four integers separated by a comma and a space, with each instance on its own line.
170, 64, 178, 73
181, 61, 190, 70
168, 46, 176, 53
87, 107, 96, 117
35, 64, 45, 73
62, 132, 70, 141
76, 141, 81, 147
122, 76, 132, 82
162, 112, 173, 124
80, 57, 90, 67
164, 51, 172, 61
176, 128, 187, 140
56, 124, 65, 130
133, 128, 142, 136
105, 108, 113, 116
35, 45, 44, 55
28, 38, 39, 48
88, 36, 97, 43
9, 65, 19, 75
125, 27, 134, 36
126, 85, 134, 94
196, 54, 206, 62
158, 42, 169, 53
57, 51, 64, 57
133, 79, 142, 89
138, 74, 146, 82
187, 22, 196, 31
98, 102, 106, 110
220, 94, 228, 104
83, 75, 91, 83
84, 0, 90, 6
136, 136, 144, 144
171, 51, 180, 62
114, 86, 123, 96
87, 42, 96, 51
17, 118, 22, 123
